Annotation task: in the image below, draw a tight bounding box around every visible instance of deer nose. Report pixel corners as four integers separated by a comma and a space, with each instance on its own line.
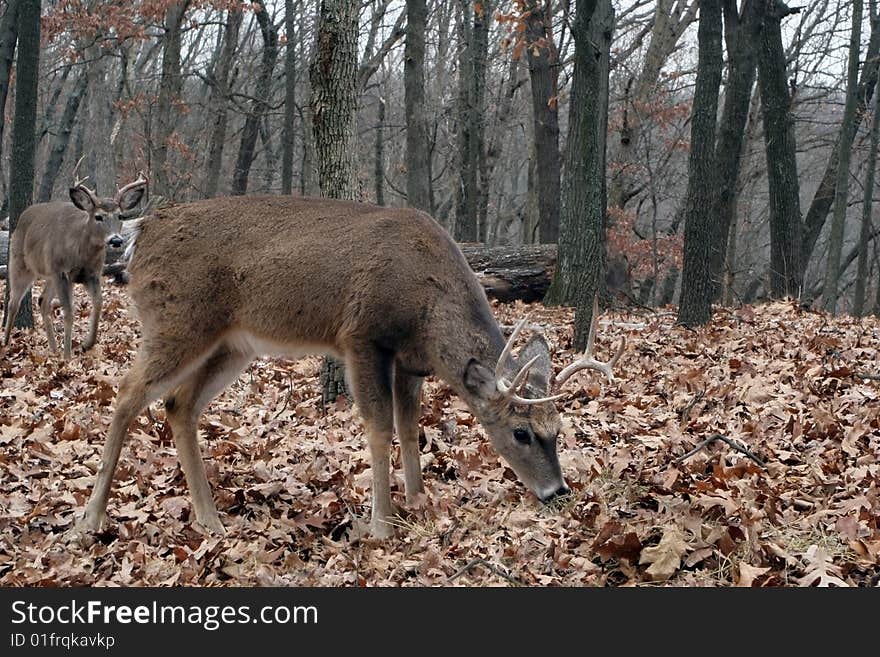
108, 236, 124, 249
541, 484, 571, 503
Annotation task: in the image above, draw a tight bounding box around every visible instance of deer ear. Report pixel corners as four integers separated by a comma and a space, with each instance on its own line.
463, 359, 501, 401
118, 184, 146, 211
69, 187, 95, 212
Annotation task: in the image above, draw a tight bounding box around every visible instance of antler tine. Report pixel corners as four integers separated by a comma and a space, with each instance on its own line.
116, 171, 149, 201
494, 317, 527, 385
554, 296, 626, 387
70, 155, 94, 193
494, 321, 567, 406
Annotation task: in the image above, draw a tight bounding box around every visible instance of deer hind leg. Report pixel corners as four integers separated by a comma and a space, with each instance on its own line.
2, 268, 35, 348
163, 343, 252, 534
81, 275, 101, 351
78, 337, 218, 534
54, 274, 74, 360
347, 345, 396, 539
39, 280, 58, 353
393, 366, 425, 505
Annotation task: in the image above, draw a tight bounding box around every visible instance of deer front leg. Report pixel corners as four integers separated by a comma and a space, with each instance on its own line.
82, 275, 102, 351
55, 274, 74, 360
347, 346, 396, 539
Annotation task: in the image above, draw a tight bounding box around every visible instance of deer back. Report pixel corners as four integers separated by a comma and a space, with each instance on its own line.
127, 195, 491, 366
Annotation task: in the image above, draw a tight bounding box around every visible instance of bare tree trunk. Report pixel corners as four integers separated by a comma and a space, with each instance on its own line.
524, 0, 562, 243
232, 2, 278, 195
822, 0, 863, 312
454, 0, 477, 241
755, 0, 802, 299
709, 0, 759, 299
38, 70, 89, 201
801, 7, 880, 277
85, 46, 115, 194
545, 0, 612, 350
282, 0, 297, 195
678, 0, 723, 327
855, 59, 879, 315
203, 7, 242, 198
374, 95, 385, 205
0, 0, 19, 168
405, 0, 432, 212
153, 0, 190, 198
5, 0, 39, 330
310, 0, 359, 403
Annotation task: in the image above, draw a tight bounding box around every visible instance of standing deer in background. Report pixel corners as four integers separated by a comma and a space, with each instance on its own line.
77, 196, 624, 539
3, 171, 148, 360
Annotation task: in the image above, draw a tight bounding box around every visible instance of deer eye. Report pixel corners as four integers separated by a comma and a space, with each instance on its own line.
94, 214, 105, 222
513, 428, 531, 445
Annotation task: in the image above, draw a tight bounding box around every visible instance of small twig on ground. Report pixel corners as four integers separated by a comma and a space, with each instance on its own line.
272, 372, 295, 419
852, 371, 880, 381
673, 433, 767, 470
448, 558, 523, 586
677, 387, 706, 424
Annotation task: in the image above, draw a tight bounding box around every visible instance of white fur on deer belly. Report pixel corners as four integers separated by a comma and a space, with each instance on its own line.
225, 330, 339, 360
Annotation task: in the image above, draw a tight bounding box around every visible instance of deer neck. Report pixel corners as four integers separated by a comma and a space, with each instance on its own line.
432, 309, 506, 405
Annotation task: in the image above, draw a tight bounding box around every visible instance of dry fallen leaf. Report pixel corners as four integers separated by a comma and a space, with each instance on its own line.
639, 526, 690, 581
736, 562, 770, 587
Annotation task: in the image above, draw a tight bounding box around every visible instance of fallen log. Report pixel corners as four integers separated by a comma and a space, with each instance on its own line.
459, 243, 557, 303
1, 230, 557, 303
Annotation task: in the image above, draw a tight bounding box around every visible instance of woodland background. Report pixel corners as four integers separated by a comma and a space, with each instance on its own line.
0, 0, 878, 586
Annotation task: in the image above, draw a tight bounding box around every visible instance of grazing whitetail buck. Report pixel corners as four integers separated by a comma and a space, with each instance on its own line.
3, 172, 148, 360
77, 196, 624, 539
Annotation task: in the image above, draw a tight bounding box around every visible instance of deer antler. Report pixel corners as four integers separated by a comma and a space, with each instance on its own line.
70, 155, 98, 203
115, 171, 149, 203
495, 318, 565, 406
555, 296, 626, 387
71, 155, 94, 191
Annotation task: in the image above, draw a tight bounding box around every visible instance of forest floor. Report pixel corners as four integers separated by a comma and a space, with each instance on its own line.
1, 284, 878, 586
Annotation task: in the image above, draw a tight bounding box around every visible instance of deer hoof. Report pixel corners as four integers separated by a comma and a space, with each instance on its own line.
370, 518, 395, 540
195, 515, 226, 536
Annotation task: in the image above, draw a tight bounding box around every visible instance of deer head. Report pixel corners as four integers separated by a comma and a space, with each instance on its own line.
463, 298, 625, 502
69, 169, 148, 250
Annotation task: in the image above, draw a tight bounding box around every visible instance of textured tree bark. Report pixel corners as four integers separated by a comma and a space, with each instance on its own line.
404, 0, 432, 212
854, 70, 879, 315
282, 0, 297, 196
822, 0, 863, 312
0, 0, 19, 167
374, 95, 385, 205
523, 0, 560, 243
459, 243, 557, 302
678, 0, 723, 328
310, 0, 359, 404
755, 0, 802, 299
454, 0, 477, 241
4, 0, 39, 330
310, 0, 359, 200
85, 44, 115, 195
708, 0, 759, 299
801, 8, 880, 276
544, 0, 610, 350
203, 7, 242, 198
232, 2, 278, 195
153, 0, 190, 198
38, 70, 89, 202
